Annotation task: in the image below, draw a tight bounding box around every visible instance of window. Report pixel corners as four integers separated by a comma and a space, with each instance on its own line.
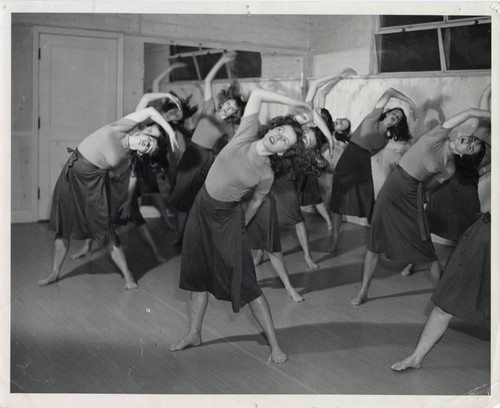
168, 45, 262, 81
375, 15, 491, 73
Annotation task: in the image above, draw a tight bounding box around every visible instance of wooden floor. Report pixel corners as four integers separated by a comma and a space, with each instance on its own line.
10, 212, 490, 395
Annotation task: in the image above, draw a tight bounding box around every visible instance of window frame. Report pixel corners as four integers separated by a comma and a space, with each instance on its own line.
374, 15, 491, 75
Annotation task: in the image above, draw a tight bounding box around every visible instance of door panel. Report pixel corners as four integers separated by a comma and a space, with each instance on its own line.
38, 32, 121, 220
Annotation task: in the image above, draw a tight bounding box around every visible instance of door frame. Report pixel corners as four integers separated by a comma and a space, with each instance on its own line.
32, 26, 124, 221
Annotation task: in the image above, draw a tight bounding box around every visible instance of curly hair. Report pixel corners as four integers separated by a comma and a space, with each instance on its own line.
217, 80, 247, 125
131, 125, 170, 179
379, 108, 411, 142
259, 116, 330, 179
160, 92, 197, 140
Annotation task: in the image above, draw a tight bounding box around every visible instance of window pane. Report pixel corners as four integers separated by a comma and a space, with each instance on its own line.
376, 29, 441, 72
197, 52, 229, 80
380, 15, 443, 27
230, 51, 262, 78
443, 23, 491, 70
169, 56, 199, 81
448, 15, 482, 20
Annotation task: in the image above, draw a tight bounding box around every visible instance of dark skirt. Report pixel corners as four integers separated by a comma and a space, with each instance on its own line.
49, 148, 119, 247
180, 186, 262, 313
432, 213, 490, 328
108, 169, 146, 227
246, 192, 282, 253
169, 142, 215, 213
368, 165, 437, 263
274, 176, 304, 227
296, 175, 322, 206
330, 142, 374, 221
426, 172, 480, 241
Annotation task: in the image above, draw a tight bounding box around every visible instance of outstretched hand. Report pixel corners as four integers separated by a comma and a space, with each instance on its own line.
220, 51, 237, 65
341, 68, 358, 78
290, 102, 314, 123
170, 62, 188, 70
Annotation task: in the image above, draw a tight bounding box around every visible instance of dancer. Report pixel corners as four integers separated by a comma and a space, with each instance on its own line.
330, 88, 417, 252
38, 107, 177, 289
170, 88, 312, 363
297, 68, 357, 229
351, 107, 491, 306
135, 62, 198, 231
391, 211, 490, 371
70, 155, 168, 264
168, 51, 245, 244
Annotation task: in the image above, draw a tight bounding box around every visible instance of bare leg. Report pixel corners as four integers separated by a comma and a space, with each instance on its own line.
391, 306, 453, 371
109, 243, 138, 290
38, 237, 69, 286
295, 221, 318, 270
169, 211, 187, 246
429, 260, 443, 283
137, 224, 167, 263
314, 202, 332, 230
253, 249, 265, 266
267, 251, 304, 302
170, 291, 208, 351
248, 294, 287, 363
150, 193, 176, 230
351, 250, 380, 306
400, 263, 414, 277
331, 212, 342, 252
70, 239, 93, 261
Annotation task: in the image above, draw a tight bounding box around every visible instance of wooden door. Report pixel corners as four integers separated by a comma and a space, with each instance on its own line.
37, 28, 123, 220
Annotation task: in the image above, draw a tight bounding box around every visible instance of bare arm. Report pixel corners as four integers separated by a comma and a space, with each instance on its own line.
135, 92, 182, 112
244, 88, 313, 119
152, 62, 186, 92
204, 51, 237, 102
245, 194, 266, 225
478, 83, 491, 111
312, 110, 335, 154
119, 173, 138, 219
442, 108, 491, 130
374, 88, 418, 119
125, 107, 179, 151
307, 68, 357, 106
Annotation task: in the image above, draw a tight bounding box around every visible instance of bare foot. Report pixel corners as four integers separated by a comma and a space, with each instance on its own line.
270, 346, 287, 363
288, 290, 305, 303
304, 256, 319, 270
71, 248, 91, 261
400, 264, 413, 277
326, 221, 332, 231
38, 273, 59, 286
253, 250, 265, 267
391, 355, 422, 371
170, 332, 202, 351
124, 278, 138, 290
351, 290, 367, 306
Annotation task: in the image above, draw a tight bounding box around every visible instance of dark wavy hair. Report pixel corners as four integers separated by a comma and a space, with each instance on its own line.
256, 115, 306, 179
308, 126, 328, 150
131, 124, 170, 179
379, 107, 411, 142
217, 80, 247, 125
453, 138, 486, 181
161, 92, 197, 140
320, 107, 351, 143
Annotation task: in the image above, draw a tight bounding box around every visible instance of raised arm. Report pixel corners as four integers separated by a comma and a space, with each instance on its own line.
312, 110, 335, 154
307, 68, 357, 106
135, 92, 182, 112
442, 108, 491, 130
374, 88, 418, 119
152, 62, 186, 92
243, 88, 313, 119
478, 83, 491, 111
204, 51, 237, 102
125, 107, 179, 151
